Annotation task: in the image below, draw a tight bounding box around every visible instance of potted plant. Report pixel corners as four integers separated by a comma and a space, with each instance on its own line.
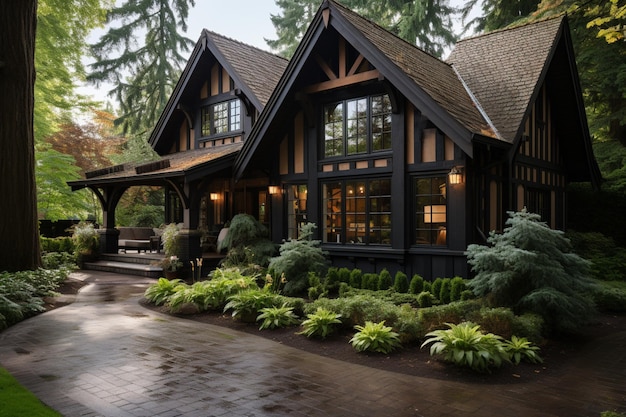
72, 221, 99, 268
161, 255, 183, 279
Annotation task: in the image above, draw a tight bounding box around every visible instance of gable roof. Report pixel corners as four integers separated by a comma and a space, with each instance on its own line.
149, 30, 288, 153
68, 143, 242, 190
447, 16, 564, 144
234, 0, 495, 179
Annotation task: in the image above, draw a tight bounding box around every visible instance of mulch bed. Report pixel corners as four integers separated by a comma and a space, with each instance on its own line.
48, 278, 626, 385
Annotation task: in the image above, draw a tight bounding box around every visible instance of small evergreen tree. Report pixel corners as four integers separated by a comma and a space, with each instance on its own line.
450, 277, 466, 302
268, 223, 329, 296
466, 209, 596, 334
431, 278, 444, 302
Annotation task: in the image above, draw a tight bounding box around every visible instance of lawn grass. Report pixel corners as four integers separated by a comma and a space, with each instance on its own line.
0, 366, 61, 417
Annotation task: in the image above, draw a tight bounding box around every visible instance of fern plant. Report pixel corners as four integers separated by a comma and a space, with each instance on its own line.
350, 321, 401, 354
421, 322, 509, 373
257, 304, 299, 330
503, 335, 543, 364
298, 307, 342, 339
223, 288, 280, 322
144, 277, 183, 306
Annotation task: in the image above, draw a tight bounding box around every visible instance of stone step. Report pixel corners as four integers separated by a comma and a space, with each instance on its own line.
83, 260, 163, 278
99, 253, 163, 266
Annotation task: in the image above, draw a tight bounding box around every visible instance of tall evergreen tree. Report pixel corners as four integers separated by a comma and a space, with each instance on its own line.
268, 0, 457, 58
460, 0, 541, 32
0, 0, 41, 271
88, 0, 196, 135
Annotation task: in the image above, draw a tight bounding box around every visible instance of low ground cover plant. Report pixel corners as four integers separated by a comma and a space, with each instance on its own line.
421, 322, 542, 373
350, 320, 401, 354
299, 307, 342, 339
0, 266, 72, 330
257, 304, 299, 330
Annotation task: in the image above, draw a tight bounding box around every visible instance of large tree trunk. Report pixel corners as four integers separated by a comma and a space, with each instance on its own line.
0, 0, 41, 271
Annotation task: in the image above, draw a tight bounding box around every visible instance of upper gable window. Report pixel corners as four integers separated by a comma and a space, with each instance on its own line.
323, 94, 392, 158
201, 99, 241, 137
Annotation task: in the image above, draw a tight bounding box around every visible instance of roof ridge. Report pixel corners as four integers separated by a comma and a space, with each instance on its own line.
326, 0, 450, 65
456, 14, 565, 44
202, 29, 288, 63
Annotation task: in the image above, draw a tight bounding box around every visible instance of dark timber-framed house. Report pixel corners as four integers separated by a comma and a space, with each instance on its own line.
69, 0, 600, 280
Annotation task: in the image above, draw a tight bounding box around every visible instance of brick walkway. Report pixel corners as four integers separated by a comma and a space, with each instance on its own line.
0, 271, 624, 416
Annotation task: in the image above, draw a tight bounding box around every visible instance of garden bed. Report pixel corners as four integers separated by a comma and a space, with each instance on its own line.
137, 298, 626, 385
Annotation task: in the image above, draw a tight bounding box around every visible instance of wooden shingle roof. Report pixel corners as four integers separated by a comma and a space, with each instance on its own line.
334, 0, 496, 138
447, 17, 564, 143
205, 31, 288, 107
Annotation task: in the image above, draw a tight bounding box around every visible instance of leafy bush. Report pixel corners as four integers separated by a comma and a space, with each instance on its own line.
393, 271, 409, 293
0, 268, 70, 329
72, 221, 99, 256
307, 272, 327, 300
161, 223, 180, 257
408, 274, 424, 294
422, 281, 432, 293
350, 321, 401, 354
418, 300, 483, 332
417, 291, 436, 308
393, 304, 424, 342
144, 278, 184, 306
257, 304, 299, 330
591, 282, 626, 312
41, 252, 77, 270
220, 214, 276, 269
223, 288, 282, 321
349, 269, 362, 288
40, 236, 74, 253
268, 223, 328, 296
567, 231, 626, 281
366, 273, 379, 291
421, 322, 509, 373
306, 294, 400, 328
324, 267, 341, 292
466, 209, 596, 334
377, 269, 393, 291
503, 336, 542, 365
299, 307, 342, 338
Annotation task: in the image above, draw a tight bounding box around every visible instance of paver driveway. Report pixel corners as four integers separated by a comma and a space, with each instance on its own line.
0, 271, 624, 416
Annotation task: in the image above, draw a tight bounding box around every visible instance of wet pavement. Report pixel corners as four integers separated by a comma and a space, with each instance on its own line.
0, 270, 625, 416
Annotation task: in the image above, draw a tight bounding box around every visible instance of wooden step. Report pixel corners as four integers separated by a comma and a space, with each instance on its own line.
83, 260, 163, 278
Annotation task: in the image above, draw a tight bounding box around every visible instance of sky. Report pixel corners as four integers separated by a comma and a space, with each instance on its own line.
81, 0, 470, 107
185, 0, 280, 51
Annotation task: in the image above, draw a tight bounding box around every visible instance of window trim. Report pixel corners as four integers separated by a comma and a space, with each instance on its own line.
200, 98, 242, 138
322, 178, 392, 246
322, 94, 392, 159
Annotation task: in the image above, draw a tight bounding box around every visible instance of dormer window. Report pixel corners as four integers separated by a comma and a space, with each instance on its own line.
201, 99, 241, 137
323, 94, 392, 158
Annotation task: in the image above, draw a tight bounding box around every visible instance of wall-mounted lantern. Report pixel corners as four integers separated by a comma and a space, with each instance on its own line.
448, 166, 464, 185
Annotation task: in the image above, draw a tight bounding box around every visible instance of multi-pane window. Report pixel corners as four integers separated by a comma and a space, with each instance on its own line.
201, 99, 241, 137
414, 176, 447, 246
287, 185, 308, 239
323, 94, 392, 158
322, 179, 391, 245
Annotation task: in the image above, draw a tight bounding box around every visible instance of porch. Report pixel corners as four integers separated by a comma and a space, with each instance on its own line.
83, 251, 226, 279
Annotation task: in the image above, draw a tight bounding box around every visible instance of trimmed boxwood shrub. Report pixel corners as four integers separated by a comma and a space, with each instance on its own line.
408, 274, 424, 294
377, 269, 393, 291
349, 269, 362, 289
393, 271, 409, 293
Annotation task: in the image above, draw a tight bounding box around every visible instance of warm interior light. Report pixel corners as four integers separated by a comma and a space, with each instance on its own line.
449, 167, 463, 185
268, 185, 280, 195
424, 205, 446, 223
210, 193, 219, 201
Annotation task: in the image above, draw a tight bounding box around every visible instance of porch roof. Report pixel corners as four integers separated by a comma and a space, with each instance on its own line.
68, 142, 242, 190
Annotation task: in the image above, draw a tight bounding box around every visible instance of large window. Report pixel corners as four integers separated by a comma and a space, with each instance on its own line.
201, 99, 241, 137
322, 179, 391, 245
323, 94, 392, 157
287, 185, 308, 239
414, 176, 447, 246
